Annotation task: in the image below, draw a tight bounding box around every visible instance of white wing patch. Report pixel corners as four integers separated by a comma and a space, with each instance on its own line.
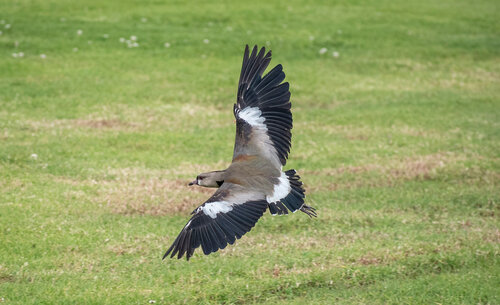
266, 172, 291, 203
238, 107, 266, 127
237, 106, 281, 169
201, 201, 233, 219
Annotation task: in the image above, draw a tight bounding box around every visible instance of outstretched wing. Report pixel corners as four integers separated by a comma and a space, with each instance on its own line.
163, 183, 268, 260
233, 45, 293, 169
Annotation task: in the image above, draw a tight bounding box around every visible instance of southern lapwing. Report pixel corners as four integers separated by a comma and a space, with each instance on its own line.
163, 45, 316, 260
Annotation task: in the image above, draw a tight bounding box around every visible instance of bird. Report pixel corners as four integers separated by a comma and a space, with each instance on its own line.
163, 45, 317, 260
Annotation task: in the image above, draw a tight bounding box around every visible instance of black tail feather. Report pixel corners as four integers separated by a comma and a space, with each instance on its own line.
268, 169, 317, 217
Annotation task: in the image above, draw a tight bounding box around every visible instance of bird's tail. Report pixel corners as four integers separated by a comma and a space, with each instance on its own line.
268, 169, 317, 217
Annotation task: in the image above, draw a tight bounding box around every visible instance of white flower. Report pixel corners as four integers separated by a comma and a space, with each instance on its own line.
12, 53, 18, 58
18, 52, 24, 57
133, 42, 139, 47
226, 26, 233, 31
77, 29, 83, 35
40, 54, 46, 59
103, 34, 109, 39
148, 301, 156, 304
203, 39, 209, 44
332, 51, 339, 58
130, 35, 137, 41
319, 47, 327, 55
73, 48, 78, 52
164, 42, 171, 48
141, 17, 147, 23
119, 37, 125, 43
309, 35, 315, 41
30, 153, 38, 160
5, 24, 11, 29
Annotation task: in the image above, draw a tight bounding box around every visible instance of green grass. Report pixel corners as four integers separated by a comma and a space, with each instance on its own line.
1, 0, 499, 303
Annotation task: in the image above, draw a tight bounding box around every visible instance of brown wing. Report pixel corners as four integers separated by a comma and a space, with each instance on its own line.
232, 45, 293, 169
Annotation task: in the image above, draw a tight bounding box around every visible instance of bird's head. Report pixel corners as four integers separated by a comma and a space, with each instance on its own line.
189, 170, 225, 188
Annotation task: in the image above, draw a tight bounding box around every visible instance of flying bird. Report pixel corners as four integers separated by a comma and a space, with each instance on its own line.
163, 45, 316, 260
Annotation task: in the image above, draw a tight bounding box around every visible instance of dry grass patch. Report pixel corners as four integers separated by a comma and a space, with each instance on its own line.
296, 122, 443, 141
99, 177, 213, 216
305, 152, 465, 192
74, 119, 135, 129
23, 103, 230, 133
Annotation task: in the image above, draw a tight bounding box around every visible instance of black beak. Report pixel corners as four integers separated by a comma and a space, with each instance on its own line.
188, 180, 197, 186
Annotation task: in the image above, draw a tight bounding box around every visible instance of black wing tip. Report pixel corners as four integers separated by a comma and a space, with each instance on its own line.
245, 44, 271, 57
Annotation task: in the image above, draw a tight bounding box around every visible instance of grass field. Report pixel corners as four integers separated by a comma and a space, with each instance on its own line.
1, 0, 499, 304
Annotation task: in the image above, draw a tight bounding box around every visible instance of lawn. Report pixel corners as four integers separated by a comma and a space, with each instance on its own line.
0, 0, 499, 304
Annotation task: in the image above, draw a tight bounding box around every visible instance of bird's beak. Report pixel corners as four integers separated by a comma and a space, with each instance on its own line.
188, 180, 197, 186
